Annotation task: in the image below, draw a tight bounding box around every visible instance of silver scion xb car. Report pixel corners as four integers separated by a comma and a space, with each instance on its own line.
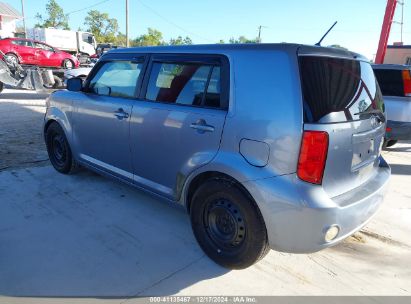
44, 44, 390, 269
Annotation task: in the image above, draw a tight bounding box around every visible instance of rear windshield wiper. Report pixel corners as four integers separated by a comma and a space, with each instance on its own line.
353, 110, 386, 123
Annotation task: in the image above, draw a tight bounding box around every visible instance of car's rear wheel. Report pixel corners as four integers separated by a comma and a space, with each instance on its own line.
63, 59, 74, 69
45, 122, 78, 174
190, 178, 269, 269
4, 53, 18, 65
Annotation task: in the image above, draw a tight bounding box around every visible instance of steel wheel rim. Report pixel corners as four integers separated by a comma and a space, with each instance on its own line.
6, 55, 17, 65
204, 198, 246, 249
51, 134, 66, 167
65, 60, 73, 69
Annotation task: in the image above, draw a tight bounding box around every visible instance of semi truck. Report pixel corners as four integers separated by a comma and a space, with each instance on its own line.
26, 28, 97, 63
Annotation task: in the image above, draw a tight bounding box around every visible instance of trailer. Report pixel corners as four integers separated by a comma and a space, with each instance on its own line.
0, 50, 64, 93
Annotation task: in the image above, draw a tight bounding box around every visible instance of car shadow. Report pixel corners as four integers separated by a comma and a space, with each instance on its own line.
0, 166, 228, 299
384, 140, 411, 152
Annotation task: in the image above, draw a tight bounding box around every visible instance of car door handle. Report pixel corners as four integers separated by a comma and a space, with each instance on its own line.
190, 119, 215, 133
114, 108, 129, 120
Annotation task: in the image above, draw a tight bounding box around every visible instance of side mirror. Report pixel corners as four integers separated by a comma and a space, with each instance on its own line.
67, 77, 83, 92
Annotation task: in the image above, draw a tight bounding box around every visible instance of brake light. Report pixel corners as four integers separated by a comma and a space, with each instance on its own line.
402, 70, 411, 97
297, 131, 329, 184
386, 127, 392, 132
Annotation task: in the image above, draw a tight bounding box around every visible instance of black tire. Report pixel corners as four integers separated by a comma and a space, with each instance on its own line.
63, 59, 74, 69
0, 81, 3, 93
190, 178, 269, 269
383, 139, 398, 148
43, 75, 63, 89
45, 122, 78, 174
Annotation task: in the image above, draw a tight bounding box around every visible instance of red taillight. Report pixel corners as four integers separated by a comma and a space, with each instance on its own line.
386, 127, 392, 132
297, 131, 329, 185
402, 70, 411, 97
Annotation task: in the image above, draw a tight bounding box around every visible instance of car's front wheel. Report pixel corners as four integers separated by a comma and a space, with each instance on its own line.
190, 178, 269, 269
5, 53, 19, 66
63, 59, 74, 69
45, 122, 78, 174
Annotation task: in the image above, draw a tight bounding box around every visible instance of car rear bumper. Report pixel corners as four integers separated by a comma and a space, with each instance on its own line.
242, 157, 390, 253
386, 120, 411, 141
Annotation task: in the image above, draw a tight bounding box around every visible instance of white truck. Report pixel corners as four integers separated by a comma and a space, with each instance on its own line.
27, 28, 97, 63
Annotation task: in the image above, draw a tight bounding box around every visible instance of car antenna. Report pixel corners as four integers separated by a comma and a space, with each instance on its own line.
315, 21, 338, 46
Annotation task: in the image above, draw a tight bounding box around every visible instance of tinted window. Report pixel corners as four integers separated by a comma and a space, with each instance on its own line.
299, 56, 384, 122
373, 69, 404, 97
88, 61, 143, 98
146, 62, 222, 108
11, 40, 33, 47
34, 42, 53, 52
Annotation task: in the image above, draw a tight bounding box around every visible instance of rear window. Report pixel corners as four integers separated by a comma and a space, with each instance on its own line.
299, 56, 384, 123
373, 69, 404, 97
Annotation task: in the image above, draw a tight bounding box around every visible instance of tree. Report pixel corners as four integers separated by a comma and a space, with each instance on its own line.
131, 28, 164, 46
169, 36, 192, 45
229, 36, 258, 44
35, 0, 69, 30
84, 10, 119, 44
115, 32, 127, 46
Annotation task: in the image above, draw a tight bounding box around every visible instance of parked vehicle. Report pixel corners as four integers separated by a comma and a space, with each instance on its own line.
373, 64, 411, 147
44, 44, 390, 269
0, 38, 80, 69
64, 66, 93, 81
27, 28, 97, 63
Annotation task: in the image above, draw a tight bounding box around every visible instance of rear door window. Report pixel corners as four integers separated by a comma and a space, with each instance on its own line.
373, 69, 404, 97
88, 61, 143, 98
299, 56, 384, 122
145, 59, 225, 109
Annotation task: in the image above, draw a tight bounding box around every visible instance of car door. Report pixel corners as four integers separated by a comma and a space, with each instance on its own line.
72, 56, 146, 181
10, 39, 36, 64
33, 42, 57, 67
130, 54, 229, 200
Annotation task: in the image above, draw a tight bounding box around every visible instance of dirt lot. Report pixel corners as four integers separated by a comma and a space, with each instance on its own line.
0, 89, 410, 303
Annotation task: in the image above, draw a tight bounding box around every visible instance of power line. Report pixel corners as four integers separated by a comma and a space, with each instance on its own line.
65, 0, 111, 16
136, 0, 213, 42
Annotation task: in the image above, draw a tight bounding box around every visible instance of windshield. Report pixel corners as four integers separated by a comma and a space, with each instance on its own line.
299, 56, 384, 123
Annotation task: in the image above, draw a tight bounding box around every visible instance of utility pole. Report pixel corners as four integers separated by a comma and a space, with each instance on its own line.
126, 0, 129, 47
21, 0, 26, 37
257, 25, 267, 43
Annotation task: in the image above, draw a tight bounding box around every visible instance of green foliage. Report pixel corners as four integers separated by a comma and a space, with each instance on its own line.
169, 36, 193, 45
84, 10, 119, 44
228, 36, 258, 44
328, 44, 348, 51
130, 28, 165, 46
35, 0, 70, 30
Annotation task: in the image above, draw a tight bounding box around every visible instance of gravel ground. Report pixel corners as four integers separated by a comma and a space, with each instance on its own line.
0, 89, 50, 170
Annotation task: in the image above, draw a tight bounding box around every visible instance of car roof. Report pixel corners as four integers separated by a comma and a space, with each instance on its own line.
4, 37, 49, 45
372, 63, 411, 70
109, 43, 367, 61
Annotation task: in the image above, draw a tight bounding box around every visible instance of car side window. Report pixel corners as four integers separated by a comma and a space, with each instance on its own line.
145, 62, 222, 108
88, 61, 143, 98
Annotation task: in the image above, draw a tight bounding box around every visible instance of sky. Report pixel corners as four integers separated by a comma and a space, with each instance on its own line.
6, 0, 411, 60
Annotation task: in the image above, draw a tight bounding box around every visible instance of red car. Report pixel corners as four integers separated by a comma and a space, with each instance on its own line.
0, 38, 79, 69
